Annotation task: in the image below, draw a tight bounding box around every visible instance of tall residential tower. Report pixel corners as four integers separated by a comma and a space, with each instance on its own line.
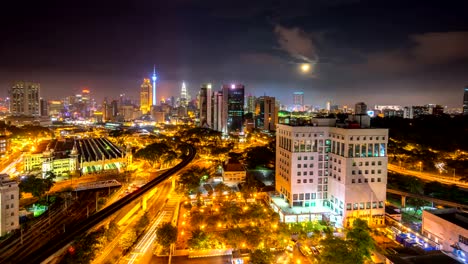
9, 81, 40, 116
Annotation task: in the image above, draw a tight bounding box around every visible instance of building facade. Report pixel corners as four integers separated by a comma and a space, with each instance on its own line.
222, 160, 246, 187
293, 92, 304, 111
140, 78, 153, 114
422, 208, 468, 255
222, 84, 245, 134
274, 118, 388, 227
23, 138, 129, 177
255, 96, 277, 131
0, 174, 19, 236
9, 81, 40, 116
198, 83, 212, 128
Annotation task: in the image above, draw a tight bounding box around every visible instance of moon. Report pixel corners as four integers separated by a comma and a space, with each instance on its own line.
300, 63, 311, 73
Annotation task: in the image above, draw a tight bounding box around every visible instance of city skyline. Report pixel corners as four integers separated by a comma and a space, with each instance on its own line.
1, 0, 468, 107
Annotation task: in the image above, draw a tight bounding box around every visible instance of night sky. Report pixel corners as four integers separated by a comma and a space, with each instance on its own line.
1, 0, 468, 107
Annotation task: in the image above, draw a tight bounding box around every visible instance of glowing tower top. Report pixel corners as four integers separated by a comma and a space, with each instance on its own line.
151, 65, 157, 106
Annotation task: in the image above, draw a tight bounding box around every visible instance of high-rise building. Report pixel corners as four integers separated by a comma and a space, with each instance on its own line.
152, 66, 157, 108
355, 102, 368, 115
198, 83, 212, 128
255, 96, 277, 131
293, 92, 304, 106
274, 118, 388, 227
463, 87, 468, 115
180, 81, 188, 107
140, 78, 153, 114
326, 101, 331, 112
0, 174, 19, 236
40, 98, 48, 117
9, 81, 40, 116
222, 84, 245, 134
213, 91, 224, 132
246, 95, 256, 113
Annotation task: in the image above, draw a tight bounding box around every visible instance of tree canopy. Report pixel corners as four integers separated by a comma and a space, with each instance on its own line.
19, 173, 55, 198
133, 142, 171, 168
249, 249, 274, 264
156, 222, 177, 248
319, 219, 374, 264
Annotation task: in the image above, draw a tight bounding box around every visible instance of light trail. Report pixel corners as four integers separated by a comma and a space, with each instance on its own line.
127, 210, 172, 264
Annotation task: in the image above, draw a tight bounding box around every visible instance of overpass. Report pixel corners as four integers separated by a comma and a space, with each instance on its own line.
387, 188, 468, 210
13, 145, 196, 264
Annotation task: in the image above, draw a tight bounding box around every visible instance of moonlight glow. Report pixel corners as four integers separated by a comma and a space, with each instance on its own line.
300, 63, 311, 73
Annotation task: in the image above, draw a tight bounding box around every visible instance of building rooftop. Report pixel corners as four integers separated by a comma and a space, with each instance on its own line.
431, 208, 468, 230
224, 161, 245, 172
0, 174, 16, 185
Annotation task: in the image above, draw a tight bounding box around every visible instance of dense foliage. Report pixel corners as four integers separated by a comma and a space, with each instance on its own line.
319, 219, 374, 264
19, 173, 55, 198
155, 222, 177, 248
372, 115, 468, 152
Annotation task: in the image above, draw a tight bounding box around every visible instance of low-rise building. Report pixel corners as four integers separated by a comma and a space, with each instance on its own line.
422, 208, 468, 255
23, 137, 130, 177
222, 159, 246, 187
0, 174, 19, 236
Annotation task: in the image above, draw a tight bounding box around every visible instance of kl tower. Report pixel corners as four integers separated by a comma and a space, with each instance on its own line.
151, 65, 157, 106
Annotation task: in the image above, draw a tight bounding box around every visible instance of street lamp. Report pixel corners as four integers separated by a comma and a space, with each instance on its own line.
418, 161, 422, 172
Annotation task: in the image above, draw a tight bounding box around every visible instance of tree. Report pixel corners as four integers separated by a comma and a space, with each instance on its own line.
244, 146, 275, 169
135, 213, 149, 236
346, 219, 374, 263
188, 229, 215, 250
156, 222, 177, 248
134, 142, 171, 168
250, 249, 273, 264
319, 235, 354, 264
19, 175, 55, 198
178, 166, 209, 194
119, 230, 137, 253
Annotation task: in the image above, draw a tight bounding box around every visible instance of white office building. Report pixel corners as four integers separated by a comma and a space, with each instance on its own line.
0, 174, 19, 236
272, 117, 388, 227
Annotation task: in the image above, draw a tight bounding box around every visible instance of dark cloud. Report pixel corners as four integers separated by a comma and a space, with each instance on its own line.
351, 31, 468, 76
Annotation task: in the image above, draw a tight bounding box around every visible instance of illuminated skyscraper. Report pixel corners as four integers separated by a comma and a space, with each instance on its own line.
9, 81, 40, 116
246, 94, 256, 113
180, 81, 188, 107
293, 91, 304, 111
222, 84, 245, 134
152, 66, 157, 107
140, 78, 152, 114
255, 96, 277, 131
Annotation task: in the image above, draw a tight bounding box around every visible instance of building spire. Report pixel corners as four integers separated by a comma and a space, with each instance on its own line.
151, 65, 157, 107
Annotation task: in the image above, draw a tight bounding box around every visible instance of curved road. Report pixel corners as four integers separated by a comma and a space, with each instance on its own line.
388, 164, 468, 188
15, 145, 196, 264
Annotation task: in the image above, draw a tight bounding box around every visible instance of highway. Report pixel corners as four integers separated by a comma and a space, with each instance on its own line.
16, 144, 196, 264
388, 163, 468, 188
127, 211, 171, 264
